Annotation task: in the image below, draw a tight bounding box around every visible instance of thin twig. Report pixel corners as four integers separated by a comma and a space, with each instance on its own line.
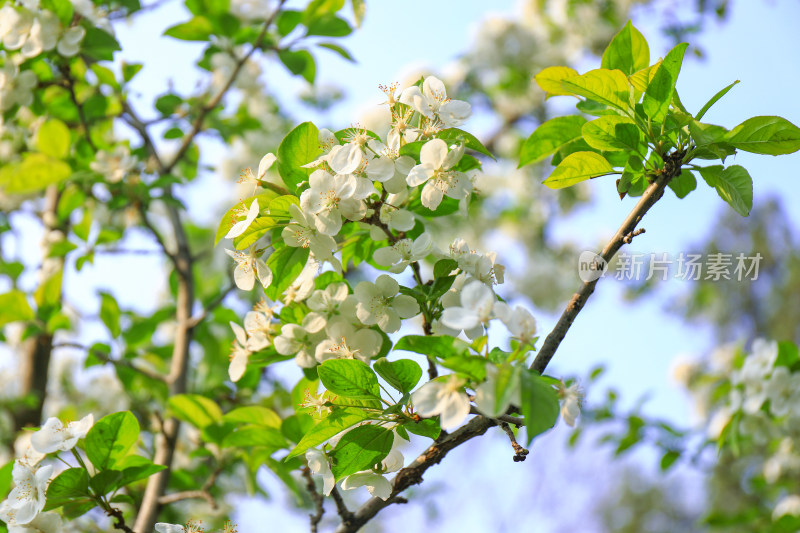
60, 65, 97, 152
106, 506, 135, 533
530, 149, 686, 375
499, 422, 529, 462
330, 487, 354, 526
468, 406, 523, 427
302, 467, 325, 533
157, 465, 222, 509
53, 342, 167, 382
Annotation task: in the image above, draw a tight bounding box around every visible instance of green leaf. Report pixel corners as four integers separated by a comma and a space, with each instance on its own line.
519, 115, 586, 167
543, 152, 614, 189
164, 16, 213, 41
479, 364, 521, 417
121, 62, 143, 83
286, 408, 370, 459
34, 270, 62, 310
42, 0, 73, 24
561, 69, 631, 111
277, 9, 303, 35
89, 470, 123, 496
233, 215, 277, 250
81, 27, 120, 61
695, 80, 739, 121
223, 406, 282, 428
373, 358, 422, 394
318, 359, 381, 401
642, 43, 688, 123
98, 292, 121, 337
318, 42, 355, 62
438, 128, 495, 160
45, 468, 89, 509
601, 20, 649, 75
222, 426, 287, 449
85, 412, 140, 470
726, 116, 800, 155
264, 245, 310, 301
660, 450, 680, 471
306, 14, 351, 37
775, 341, 800, 370
0, 290, 34, 327
114, 456, 167, 487
402, 418, 440, 439
439, 355, 488, 382
520, 371, 559, 445
433, 258, 458, 279
0, 461, 12, 500
330, 425, 393, 480
215, 191, 279, 246
168, 395, 223, 429
277, 121, 321, 193
581, 116, 642, 152
155, 94, 182, 116
36, 119, 71, 159
533, 66, 579, 97
698, 165, 753, 216
667, 169, 696, 199
278, 49, 316, 84
351, 0, 365, 27
394, 335, 470, 359
0, 153, 72, 194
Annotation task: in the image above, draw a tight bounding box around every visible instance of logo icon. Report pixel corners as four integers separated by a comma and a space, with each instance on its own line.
578, 251, 608, 282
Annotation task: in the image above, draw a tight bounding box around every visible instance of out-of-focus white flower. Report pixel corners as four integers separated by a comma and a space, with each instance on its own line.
13, 434, 44, 468
558, 381, 582, 427
306, 448, 335, 496
340, 442, 404, 500
773, 494, 800, 520
354, 275, 419, 333
412, 374, 470, 430
373, 233, 433, 273
155, 524, 186, 533
90, 145, 137, 183
7, 510, 62, 532
21, 13, 58, 58
0, 64, 37, 111
274, 323, 324, 368
766, 366, 800, 418
56, 26, 85, 57
30, 414, 94, 454
494, 302, 537, 345
474, 364, 521, 418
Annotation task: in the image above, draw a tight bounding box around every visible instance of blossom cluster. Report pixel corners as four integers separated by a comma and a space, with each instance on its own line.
0, 415, 93, 531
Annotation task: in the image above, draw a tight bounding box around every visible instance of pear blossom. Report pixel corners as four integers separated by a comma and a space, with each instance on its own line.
225, 246, 272, 291
0, 64, 37, 111
412, 374, 471, 430
0, 6, 33, 50
558, 382, 582, 427
302, 283, 358, 333
440, 280, 495, 332
228, 322, 253, 382
8, 511, 63, 533
299, 170, 365, 235
224, 198, 260, 239
14, 434, 44, 468
406, 139, 471, 210
89, 145, 138, 183
474, 365, 521, 418
328, 143, 363, 175
766, 366, 800, 418
494, 302, 537, 344
340, 448, 404, 500
314, 321, 382, 364
354, 275, 419, 333
305, 448, 335, 496
30, 414, 94, 454
21, 13, 58, 58
399, 76, 472, 127
238, 152, 277, 193
243, 305, 276, 351
0, 462, 53, 526
281, 259, 317, 304
282, 204, 337, 260
56, 26, 85, 57
378, 189, 415, 232
274, 323, 325, 368
301, 128, 339, 169
373, 233, 433, 273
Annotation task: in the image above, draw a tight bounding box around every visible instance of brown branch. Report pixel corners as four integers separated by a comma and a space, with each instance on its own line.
107, 506, 135, 533
52, 342, 167, 383
499, 422, 529, 462
468, 406, 524, 427
333, 415, 496, 533
329, 486, 354, 526
530, 149, 686, 375
302, 467, 325, 533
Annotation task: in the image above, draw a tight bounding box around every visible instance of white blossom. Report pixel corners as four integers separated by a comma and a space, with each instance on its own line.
0, 462, 53, 526
412, 374, 471, 430
274, 323, 324, 368
558, 382, 582, 427
440, 280, 495, 332
302, 283, 357, 333
225, 246, 272, 291
299, 170, 365, 235
225, 198, 260, 239
406, 139, 471, 210
30, 414, 94, 454
154, 524, 186, 533
773, 494, 800, 520
354, 275, 419, 333
89, 145, 138, 183
305, 448, 335, 496
0, 64, 37, 111
282, 204, 337, 260
7, 511, 62, 533
56, 26, 85, 57
228, 322, 252, 382
399, 76, 472, 127
493, 302, 537, 344
314, 321, 382, 364
373, 233, 433, 273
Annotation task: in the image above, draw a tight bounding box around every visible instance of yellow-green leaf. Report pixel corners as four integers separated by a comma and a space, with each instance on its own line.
726, 116, 800, 156
601, 20, 650, 76
582, 116, 642, 152
519, 115, 587, 167
0, 290, 34, 327
0, 153, 72, 194
36, 119, 71, 159
543, 151, 614, 189
561, 69, 632, 112
533, 66, 579, 97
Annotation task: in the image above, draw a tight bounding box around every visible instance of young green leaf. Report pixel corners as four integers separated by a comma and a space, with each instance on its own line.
601, 20, 650, 76
264, 245, 309, 301
560, 69, 632, 112
543, 152, 615, 189
533, 66, 579, 97
581, 116, 642, 152
45, 468, 90, 510
726, 116, 800, 155
699, 165, 753, 216
374, 358, 423, 394
329, 424, 393, 480
286, 408, 370, 459
667, 169, 697, 199
438, 128, 495, 160
642, 43, 688, 124
0, 290, 34, 327
520, 371, 559, 445
318, 359, 381, 401
84, 412, 140, 470
277, 121, 322, 193
519, 115, 587, 167
36, 119, 71, 159
168, 394, 223, 428
695, 80, 739, 121
394, 335, 471, 359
